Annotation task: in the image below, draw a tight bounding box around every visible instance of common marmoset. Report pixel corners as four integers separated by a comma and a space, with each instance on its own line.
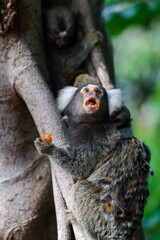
35, 83, 153, 240
43, 5, 102, 97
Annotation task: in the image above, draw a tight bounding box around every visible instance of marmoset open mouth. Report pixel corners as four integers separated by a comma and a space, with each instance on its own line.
85, 97, 99, 109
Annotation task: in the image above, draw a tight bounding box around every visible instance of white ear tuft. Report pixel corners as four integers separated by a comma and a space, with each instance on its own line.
57, 86, 78, 112
107, 89, 124, 115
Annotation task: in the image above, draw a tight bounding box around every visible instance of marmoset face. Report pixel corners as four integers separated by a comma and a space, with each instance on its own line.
57, 83, 123, 124
47, 7, 75, 48
66, 84, 109, 124
80, 84, 104, 114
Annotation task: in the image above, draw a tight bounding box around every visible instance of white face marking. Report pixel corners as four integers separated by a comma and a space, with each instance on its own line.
80, 84, 103, 94
107, 89, 124, 115
81, 84, 96, 90
81, 84, 104, 97
57, 86, 78, 112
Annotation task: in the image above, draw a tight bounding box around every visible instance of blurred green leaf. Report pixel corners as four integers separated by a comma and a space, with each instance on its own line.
103, 2, 160, 36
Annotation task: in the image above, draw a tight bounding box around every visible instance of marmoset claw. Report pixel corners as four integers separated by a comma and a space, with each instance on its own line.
84, 31, 103, 44
34, 138, 53, 155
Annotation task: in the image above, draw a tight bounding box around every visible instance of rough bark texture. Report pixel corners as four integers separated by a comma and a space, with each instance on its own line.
0, 0, 17, 34
0, 0, 145, 239
0, 0, 57, 239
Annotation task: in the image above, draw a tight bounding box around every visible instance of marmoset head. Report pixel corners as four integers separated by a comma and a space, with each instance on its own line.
45, 6, 75, 48
57, 84, 124, 123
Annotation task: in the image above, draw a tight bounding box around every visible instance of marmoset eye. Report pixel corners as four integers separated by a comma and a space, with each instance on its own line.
95, 89, 102, 95
83, 88, 89, 93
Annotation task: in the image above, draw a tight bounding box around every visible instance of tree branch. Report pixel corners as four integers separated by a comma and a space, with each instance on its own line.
73, 0, 114, 89
51, 166, 71, 240
12, 1, 89, 239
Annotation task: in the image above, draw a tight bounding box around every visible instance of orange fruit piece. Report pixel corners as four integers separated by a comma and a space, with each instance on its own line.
41, 134, 52, 143
94, 103, 99, 109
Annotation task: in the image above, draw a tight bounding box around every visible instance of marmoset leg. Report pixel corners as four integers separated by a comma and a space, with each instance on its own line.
72, 180, 108, 240
63, 31, 102, 75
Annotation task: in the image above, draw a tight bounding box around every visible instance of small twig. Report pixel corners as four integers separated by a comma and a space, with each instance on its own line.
51, 165, 71, 240
53, 163, 88, 240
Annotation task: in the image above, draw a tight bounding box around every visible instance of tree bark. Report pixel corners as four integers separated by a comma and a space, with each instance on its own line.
0, 0, 57, 239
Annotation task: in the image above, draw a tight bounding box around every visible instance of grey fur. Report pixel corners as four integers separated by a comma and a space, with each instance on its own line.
57, 86, 77, 112
107, 89, 123, 115
35, 84, 152, 240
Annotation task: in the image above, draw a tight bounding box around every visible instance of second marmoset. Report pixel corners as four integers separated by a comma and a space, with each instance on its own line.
35, 82, 153, 240
43, 6, 102, 97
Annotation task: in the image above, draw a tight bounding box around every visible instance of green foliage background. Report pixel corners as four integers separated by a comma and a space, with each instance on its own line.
103, 1, 160, 239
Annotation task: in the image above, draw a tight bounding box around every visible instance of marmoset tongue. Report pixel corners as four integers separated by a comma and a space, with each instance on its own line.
88, 101, 95, 106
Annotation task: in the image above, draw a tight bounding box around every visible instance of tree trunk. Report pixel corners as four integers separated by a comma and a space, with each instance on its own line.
0, 0, 145, 239
0, 0, 57, 239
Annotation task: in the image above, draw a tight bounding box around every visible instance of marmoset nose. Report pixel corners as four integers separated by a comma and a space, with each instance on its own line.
89, 90, 97, 96
59, 31, 67, 38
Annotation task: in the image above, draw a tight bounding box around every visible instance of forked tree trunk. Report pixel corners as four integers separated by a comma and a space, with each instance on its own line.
0, 0, 58, 239
0, 0, 145, 239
